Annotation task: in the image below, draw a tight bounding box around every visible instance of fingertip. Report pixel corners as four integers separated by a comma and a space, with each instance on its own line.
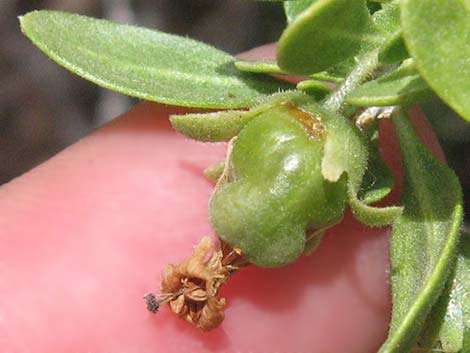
237, 43, 277, 61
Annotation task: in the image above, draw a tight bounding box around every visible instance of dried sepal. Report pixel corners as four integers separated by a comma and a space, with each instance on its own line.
214, 137, 237, 190
145, 236, 247, 331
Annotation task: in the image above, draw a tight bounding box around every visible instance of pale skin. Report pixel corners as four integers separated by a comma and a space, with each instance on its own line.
0, 44, 444, 352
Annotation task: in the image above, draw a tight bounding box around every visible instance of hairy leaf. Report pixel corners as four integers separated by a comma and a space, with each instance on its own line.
372, 1, 400, 35
234, 60, 344, 84
170, 92, 315, 142
402, 0, 470, 121
283, 0, 396, 80
284, 0, 319, 23
379, 31, 409, 64
20, 11, 290, 109
170, 111, 254, 142
347, 60, 432, 107
296, 79, 332, 99
310, 72, 344, 83
278, 0, 376, 75
430, 230, 470, 353
378, 110, 463, 353
358, 128, 394, 204
414, 276, 453, 352
234, 60, 285, 75
349, 195, 402, 226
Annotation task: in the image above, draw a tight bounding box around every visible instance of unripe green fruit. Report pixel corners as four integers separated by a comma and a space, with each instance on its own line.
209, 101, 348, 268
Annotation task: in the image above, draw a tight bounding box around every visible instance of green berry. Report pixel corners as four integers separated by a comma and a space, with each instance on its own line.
210, 100, 347, 268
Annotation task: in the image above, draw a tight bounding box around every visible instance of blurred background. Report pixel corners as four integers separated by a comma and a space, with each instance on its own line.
2, 0, 470, 218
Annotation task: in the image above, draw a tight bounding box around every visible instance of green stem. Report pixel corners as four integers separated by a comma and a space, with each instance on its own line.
323, 50, 380, 114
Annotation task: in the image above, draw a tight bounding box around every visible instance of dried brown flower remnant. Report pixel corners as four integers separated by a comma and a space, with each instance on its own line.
145, 236, 247, 331
280, 101, 325, 140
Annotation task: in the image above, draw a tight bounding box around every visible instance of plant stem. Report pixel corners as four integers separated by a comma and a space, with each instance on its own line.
323, 49, 380, 114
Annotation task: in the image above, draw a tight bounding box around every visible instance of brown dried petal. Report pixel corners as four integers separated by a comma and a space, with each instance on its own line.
188, 304, 201, 323
151, 236, 248, 331
184, 236, 213, 281
161, 264, 182, 293
185, 287, 208, 302
215, 137, 237, 190
197, 297, 226, 331
170, 295, 187, 317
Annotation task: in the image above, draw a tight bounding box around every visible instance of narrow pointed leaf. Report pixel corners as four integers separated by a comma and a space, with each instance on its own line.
20, 11, 290, 109
349, 195, 402, 226
234, 60, 343, 83
170, 92, 305, 142
311, 72, 344, 83
402, 0, 470, 121
234, 60, 285, 75
347, 60, 432, 107
358, 130, 394, 204
296, 79, 332, 99
378, 110, 463, 353
170, 111, 254, 142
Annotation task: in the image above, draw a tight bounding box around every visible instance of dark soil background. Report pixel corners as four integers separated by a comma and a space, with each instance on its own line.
2, 0, 470, 218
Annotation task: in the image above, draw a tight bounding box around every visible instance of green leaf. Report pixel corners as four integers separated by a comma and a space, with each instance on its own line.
311, 71, 344, 83
170, 110, 254, 142
349, 194, 402, 226
305, 1, 399, 84
372, 1, 401, 35
346, 60, 432, 107
402, 0, 470, 121
359, 167, 393, 204
440, 289, 464, 353
284, 0, 318, 23
277, 0, 376, 75
234, 60, 285, 75
432, 229, 470, 353
358, 128, 394, 204
20, 11, 290, 109
378, 110, 463, 353
296, 79, 332, 99
414, 275, 453, 352
379, 31, 410, 64
234, 60, 344, 83
280, 0, 400, 86
170, 92, 309, 142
